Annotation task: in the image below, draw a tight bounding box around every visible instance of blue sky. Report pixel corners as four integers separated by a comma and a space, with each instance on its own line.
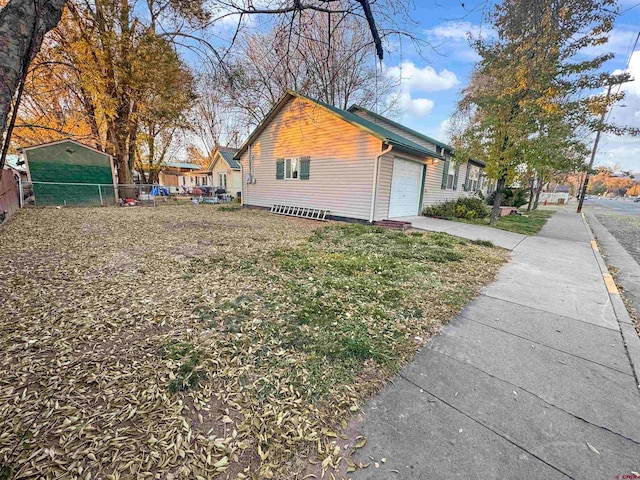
380, 0, 640, 172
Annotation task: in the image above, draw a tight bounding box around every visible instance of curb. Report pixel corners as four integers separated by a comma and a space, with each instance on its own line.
581, 212, 640, 393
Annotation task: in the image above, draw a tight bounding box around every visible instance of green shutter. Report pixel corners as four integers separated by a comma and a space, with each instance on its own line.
441, 157, 450, 189
453, 164, 460, 190
299, 156, 310, 180
276, 158, 284, 180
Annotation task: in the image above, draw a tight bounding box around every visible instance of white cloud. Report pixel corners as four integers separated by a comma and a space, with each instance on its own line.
589, 50, 640, 171
385, 61, 460, 92
424, 21, 494, 62
433, 118, 452, 142
383, 61, 460, 120
581, 23, 638, 58
426, 21, 486, 42
397, 93, 434, 117
389, 92, 434, 118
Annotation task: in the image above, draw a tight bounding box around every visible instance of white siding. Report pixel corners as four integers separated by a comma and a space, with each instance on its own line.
423, 161, 472, 207
241, 97, 381, 220
373, 153, 394, 220
352, 110, 487, 208
353, 110, 441, 152
375, 151, 427, 220
211, 154, 242, 197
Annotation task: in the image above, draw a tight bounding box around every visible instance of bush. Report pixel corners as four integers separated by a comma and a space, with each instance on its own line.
486, 188, 528, 208
423, 196, 489, 220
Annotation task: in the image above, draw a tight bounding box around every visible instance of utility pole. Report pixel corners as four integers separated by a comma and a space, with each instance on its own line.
576, 83, 612, 214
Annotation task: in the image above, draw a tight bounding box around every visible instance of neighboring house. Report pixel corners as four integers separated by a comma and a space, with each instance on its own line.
158, 162, 205, 191
22, 139, 117, 206
3, 154, 29, 208
4, 154, 28, 182
185, 169, 211, 189
236, 90, 485, 222
539, 184, 570, 204
347, 105, 488, 206
208, 146, 241, 197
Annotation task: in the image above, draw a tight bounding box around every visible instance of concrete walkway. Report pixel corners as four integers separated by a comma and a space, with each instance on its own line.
398, 215, 526, 250
353, 210, 640, 479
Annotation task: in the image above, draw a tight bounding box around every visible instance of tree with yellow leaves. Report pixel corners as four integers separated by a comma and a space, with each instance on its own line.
451, 0, 636, 225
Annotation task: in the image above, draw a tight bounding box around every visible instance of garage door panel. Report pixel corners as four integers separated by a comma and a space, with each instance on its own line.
389, 158, 423, 217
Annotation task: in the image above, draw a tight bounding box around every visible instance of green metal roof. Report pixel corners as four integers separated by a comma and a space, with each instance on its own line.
219, 148, 240, 169
234, 90, 444, 160
164, 161, 202, 170
348, 104, 453, 152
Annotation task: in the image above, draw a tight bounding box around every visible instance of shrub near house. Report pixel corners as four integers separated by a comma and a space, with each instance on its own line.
423, 197, 489, 220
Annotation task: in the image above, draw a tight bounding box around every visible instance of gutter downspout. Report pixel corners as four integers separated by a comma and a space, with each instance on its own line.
369, 143, 393, 223
242, 144, 250, 207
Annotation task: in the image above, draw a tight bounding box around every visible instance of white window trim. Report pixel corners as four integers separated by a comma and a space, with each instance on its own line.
284, 157, 300, 180
468, 165, 480, 191
218, 172, 227, 189
446, 160, 457, 190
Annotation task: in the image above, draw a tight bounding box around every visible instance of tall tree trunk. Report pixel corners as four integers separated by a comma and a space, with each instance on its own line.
490, 176, 506, 226
0, 0, 66, 176
526, 176, 535, 212
533, 177, 543, 210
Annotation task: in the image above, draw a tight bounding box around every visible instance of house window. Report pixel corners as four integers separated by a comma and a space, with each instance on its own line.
468, 166, 480, 191
446, 159, 457, 189
182, 176, 186, 186
276, 157, 310, 180
195, 176, 200, 186
218, 172, 227, 189
285, 158, 299, 180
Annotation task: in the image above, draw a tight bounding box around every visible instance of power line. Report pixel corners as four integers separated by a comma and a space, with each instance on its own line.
620, 1, 640, 15
605, 30, 640, 125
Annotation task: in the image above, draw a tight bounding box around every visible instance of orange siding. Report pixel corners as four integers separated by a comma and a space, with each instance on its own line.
241, 97, 381, 220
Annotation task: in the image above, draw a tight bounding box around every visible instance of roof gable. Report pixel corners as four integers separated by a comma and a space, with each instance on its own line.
348, 105, 453, 153
208, 146, 240, 171
21, 138, 111, 158
234, 90, 443, 160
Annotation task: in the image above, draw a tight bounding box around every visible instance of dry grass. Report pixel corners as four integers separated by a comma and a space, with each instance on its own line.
0, 205, 507, 479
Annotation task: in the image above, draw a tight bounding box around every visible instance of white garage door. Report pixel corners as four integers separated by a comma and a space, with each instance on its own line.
388, 158, 423, 218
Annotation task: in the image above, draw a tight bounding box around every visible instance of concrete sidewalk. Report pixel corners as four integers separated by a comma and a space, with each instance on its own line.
398, 215, 527, 250
353, 210, 640, 479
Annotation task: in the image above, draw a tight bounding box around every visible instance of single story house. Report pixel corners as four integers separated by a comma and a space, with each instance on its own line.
22, 139, 117, 206
3, 154, 29, 208
347, 105, 488, 205
235, 90, 487, 222
539, 184, 570, 204
185, 168, 211, 189
158, 162, 206, 191
208, 146, 241, 198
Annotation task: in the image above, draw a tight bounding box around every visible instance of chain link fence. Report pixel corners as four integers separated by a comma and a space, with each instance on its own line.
22, 182, 236, 207
24, 181, 116, 207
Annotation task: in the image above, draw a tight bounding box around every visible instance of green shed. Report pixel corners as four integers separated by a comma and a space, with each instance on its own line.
23, 139, 117, 206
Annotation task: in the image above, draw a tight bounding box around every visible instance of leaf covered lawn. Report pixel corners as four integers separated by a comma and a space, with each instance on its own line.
0, 206, 507, 479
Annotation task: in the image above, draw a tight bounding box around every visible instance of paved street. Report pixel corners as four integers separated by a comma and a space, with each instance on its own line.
585, 196, 640, 217
352, 209, 640, 479
584, 198, 640, 264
